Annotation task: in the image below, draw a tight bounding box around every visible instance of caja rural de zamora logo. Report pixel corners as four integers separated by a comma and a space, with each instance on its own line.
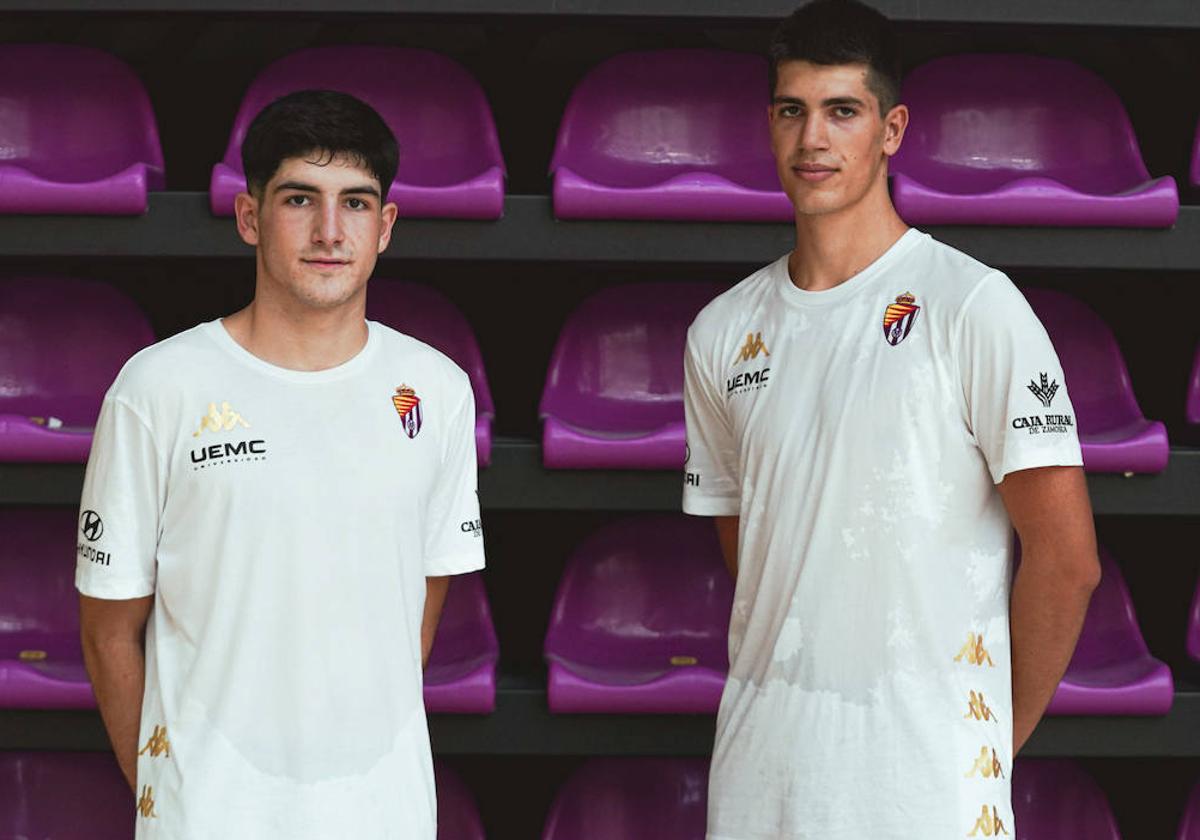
882, 291, 920, 346
392, 385, 423, 439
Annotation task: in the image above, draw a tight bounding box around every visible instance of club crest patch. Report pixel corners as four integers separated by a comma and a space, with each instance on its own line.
882, 291, 920, 346
392, 385, 423, 439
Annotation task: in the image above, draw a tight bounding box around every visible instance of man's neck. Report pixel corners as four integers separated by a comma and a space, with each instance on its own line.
788, 187, 910, 293
221, 293, 369, 373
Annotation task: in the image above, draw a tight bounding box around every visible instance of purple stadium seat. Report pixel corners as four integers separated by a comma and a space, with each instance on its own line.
0, 508, 95, 709
0, 751, 134, 839
1187, 342, 1200, 425
544, 516, 732, 714
1191, 118, 1200, 189
366, 282, 495, 466
1179, 780, 1200, 840
892, 54, 1178, 228
1024, 288, 1168, 475
1012, 759, 1121, 839
1045, 546, 1172, 716
550, 50, 792, 222
424, 572, 498, 715
211, 47, 504, 219
0, 277, 155, 463
1188, 577, 1200, 663
435, 761, 486, 840
0, 45, 165, 215
542, 758, 708, 840
539, 282, 726, 469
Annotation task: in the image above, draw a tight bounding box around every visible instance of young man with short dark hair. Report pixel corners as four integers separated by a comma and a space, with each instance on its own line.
682, 2, 1099, 836
77, 90, 484, 839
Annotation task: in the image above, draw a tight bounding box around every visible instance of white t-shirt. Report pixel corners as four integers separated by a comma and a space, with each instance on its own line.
682, 229, 1083, 840
76, 319, 485, 840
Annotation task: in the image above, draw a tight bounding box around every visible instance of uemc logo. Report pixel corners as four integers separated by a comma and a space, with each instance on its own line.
191, 439, 267, 466
727, 367, 770, 395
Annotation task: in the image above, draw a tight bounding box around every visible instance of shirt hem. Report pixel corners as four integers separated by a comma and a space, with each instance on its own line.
75, 576, 155, 600
683, 495, 741, 516
424, 551, 486, 577
992, 451, 1084, 485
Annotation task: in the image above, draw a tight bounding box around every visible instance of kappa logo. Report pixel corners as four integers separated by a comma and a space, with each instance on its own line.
392, 385, 423, 439
882, 292, 920, 346
1027, 373, 1060, 408
954, 632, 996, 667
964, 747, 1005, 780
968, 805, 1009, 837
193, 401, 251, 437
964, 690, 998, 723
734, 331, 770, 364
137, 785, 158, 819
138, 725, 171, 759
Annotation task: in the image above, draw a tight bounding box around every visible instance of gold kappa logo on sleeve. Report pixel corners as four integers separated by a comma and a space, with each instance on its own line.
193, 401, 251, 437
968, 805, 1009, 836
137, 785, 158, 819
734, 332, 770, 364
954, 632, 996, 667
138, 725, 171, 758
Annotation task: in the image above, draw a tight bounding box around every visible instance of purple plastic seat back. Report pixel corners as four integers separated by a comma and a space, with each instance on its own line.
1188, 576, 1200, 663
211, 47, 504, 219
0, 44, 164, 215
366, 281, 494, 465
1023, 287, 1167, 474
1179, 780, 1200, 840
0, 508, 81, 663
1065, 547, 1155, 676
542, 758, 709, 840
540, 282, 726, 468
1186, 342, 1200, 425
425, 572, 499, 684
1191, 118, 1200, 189
0, 751, 134, 839
435, 760, 486, 840
1012, 759, 1121, 839
545, 515, 732, 673
551, 49, 791, 221
892, 54, 1177, 227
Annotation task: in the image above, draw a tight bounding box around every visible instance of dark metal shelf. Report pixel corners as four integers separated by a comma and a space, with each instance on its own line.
2, 194, 1200, 270
4, 440, 1200, 515
2, 0, 1199, 28
5, 677, 1200, 757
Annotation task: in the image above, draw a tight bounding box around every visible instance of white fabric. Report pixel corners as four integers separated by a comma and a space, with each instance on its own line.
76, 319, 485, 840
683, 229, 1082, 840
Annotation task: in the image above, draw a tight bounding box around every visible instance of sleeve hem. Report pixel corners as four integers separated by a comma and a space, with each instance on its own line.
992, 451, 1085, 485
682, 495, 741, 516
424, 551, 486, 577
75, 577, 155, 600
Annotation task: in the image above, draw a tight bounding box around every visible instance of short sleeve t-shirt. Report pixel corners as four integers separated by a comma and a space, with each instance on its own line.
76, 319, 485, 840
682, 229, 1082, 840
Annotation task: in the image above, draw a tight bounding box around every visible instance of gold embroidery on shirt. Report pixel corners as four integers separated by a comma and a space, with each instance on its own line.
137, 785, 158, 819
734, 332, 770, 364
138, 725, 171, 758
964, 691, 997, 722
669, 656, 698, 666
968, 805, 1009, 836
954, 632, 996, 667
193, 401, 251, 437
964, 746, 1005, 779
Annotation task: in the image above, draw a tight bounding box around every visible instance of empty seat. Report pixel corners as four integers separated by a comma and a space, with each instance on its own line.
1024, 288, 1168, 475
544, 515, 731, 714
542, 758, 708, 840
0, 751, 134, 839
539, 282, 725, 469
1191, 118, 1200, 189
1045, 546, 1172, 716
0, 507, 95, 709
1189, 576, 1200, 663
1179, 779, 1200, 840
550, 49, 791, 222
0, 277, 155, 463
211, 47, 504, 219
0, 45, 165, 215
366, 282, 495, 466
435, 760, 486, 840
892, 54, 1178, 228
424, 572, 499, 714
1187, 342, 1200, 425
1012, 759, 1121, 839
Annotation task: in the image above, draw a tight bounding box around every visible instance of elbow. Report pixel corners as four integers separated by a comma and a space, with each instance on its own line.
1063, 548, 1102, 596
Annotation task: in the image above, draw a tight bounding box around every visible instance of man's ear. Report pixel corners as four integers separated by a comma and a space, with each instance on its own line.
234, 191, 261, 247
377, 202, 399, 254
882, 103, 909, 157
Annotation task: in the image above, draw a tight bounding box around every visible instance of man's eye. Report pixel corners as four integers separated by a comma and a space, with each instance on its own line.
834, 107, 857, 119
285, 195, 310, 207
347, 198, 368, 210
780, 106, 801, 118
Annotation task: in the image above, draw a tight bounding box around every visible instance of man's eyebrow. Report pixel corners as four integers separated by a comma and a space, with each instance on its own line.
771, 95, 868, 108
271, 181, 381, 199
273, 180, 319, 194
340, 185, 381, 199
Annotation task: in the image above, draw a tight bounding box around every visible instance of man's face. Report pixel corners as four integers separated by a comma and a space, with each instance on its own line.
236, 153, 398, 310
768, 60, 906, 217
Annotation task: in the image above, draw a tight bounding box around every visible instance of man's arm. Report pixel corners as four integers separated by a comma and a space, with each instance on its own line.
421, 576, 451, 668
80, 594, 154, 793
715, 516, 739, 578
998, 465, 1099, 754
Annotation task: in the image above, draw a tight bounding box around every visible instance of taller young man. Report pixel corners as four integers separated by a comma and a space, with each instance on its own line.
77, 91, 485, 839
682, 2, 1100, 837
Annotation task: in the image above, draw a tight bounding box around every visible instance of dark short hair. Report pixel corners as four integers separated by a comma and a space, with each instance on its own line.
241, 89, 399, 197
768, 0, 901, 114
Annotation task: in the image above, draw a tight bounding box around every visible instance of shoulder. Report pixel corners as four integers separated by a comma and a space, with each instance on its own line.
105, 323, 218, 404
908, 232, 1005, 310
689, 256, 786, 344
372, 323, 473, 400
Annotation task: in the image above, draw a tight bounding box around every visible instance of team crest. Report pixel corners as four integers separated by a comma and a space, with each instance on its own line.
882, 292, 920, 346
392, 385, 423, 439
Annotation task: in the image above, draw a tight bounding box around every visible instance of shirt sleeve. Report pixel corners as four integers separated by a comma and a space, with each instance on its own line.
75, 396, 165, 600
682, 329, 741, 516
422, 383, 486, 576
957, 272, 1084, 485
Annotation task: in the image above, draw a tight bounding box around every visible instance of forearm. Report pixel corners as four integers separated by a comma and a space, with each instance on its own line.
83, 637, 147, 792
421, 576, 451, 668
1009, 547, 1096, 753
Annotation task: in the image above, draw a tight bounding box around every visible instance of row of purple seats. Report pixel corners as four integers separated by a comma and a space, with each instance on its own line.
0, 507, 497, 714
541, 758, 1126, 839
2, 44, 1194, 226
543, 515, 1174, 717
0, 751, 484, 839
541, 283, 1170, 475
0, 276, 495, 467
